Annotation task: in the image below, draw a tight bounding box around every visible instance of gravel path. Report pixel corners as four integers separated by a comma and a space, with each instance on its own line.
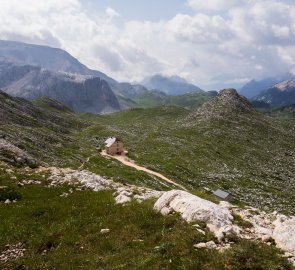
101, 150, 187, 191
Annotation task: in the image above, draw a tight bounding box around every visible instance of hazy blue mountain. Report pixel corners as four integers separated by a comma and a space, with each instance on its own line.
0, 60, 121, 114
116, 83, 148, 99
142, 75, 202, 96
0, 40, 148, 101
240, 74, 294, 99
254, 79, 295, 107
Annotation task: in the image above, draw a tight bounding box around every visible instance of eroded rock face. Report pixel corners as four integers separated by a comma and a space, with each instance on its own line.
154, 190, 235, 240
273, 216, 295, 256
0, 61, 121, 114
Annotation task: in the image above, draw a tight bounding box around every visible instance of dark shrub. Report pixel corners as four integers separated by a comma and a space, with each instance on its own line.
0, 186, 22, 201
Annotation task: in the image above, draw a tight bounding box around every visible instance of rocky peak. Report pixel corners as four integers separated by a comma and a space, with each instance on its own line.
254, 79, 295, 107
186, 88, 255, 121
217, 88, 254, 110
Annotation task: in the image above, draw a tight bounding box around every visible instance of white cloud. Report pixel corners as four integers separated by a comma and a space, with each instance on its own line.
105, 7, 120, 20
0, 0, 294, 88
187, 0, 243, 11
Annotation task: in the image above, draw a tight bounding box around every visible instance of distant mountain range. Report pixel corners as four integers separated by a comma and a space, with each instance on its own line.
0, 40, 148, 112
0, 40, 207, 112
239, 74, 294, 99
0, 40, 115, 83
253, 79, 295, 107
141, 75, 202, 96
1, 39, 295, 113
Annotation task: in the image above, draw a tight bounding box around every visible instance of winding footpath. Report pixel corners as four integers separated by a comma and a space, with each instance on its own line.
78, 155, 95, 170
101, 150, 187, 191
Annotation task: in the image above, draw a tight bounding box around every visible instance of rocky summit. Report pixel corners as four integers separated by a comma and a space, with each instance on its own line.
185, 88, 255, 122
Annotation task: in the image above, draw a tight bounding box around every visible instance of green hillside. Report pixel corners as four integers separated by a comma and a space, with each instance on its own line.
133, 90, 217, 109
77, 90, 295, 214
1, 90, 295, 269
266, 104, 295, 121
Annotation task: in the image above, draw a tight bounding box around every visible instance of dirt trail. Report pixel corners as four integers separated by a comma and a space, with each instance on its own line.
78, 155, 94, 170
101, 150, 187, 191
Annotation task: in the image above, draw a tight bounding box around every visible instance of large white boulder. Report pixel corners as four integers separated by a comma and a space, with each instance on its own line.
273, 216, 295, 256
154, 190, 235, 240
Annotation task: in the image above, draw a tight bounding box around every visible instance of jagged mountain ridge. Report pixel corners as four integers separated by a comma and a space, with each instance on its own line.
254, 79, 295, 107
0, 40, 115, 83
239, 73, 294, 99
0, 60, 121, 114
0, 40, 147, 102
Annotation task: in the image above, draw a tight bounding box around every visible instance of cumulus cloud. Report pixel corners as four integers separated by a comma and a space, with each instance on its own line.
105, 7, 120, 20
92, 45, 123, 72
187, 0, 243, 11
0, 0, 294, 89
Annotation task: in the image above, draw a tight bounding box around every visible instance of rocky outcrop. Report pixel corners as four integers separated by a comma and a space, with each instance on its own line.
187, 89, 255, 120
0, 138, 37, 167
0, 61, 121, 114
154, 190, 237, 240
155, 190, 295, 264
273, 216, 295, 256
46, 167, 163, 204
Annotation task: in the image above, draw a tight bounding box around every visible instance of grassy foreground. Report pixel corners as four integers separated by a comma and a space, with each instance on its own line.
0, 165, 293, 270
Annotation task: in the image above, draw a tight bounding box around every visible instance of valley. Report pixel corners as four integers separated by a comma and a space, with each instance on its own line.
1, 84, 295, 268
1, 39, 295, 269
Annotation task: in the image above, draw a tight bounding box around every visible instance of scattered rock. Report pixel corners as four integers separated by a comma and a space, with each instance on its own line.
100, 229, 110, 234
18, 180, 41, 186
194, 243, 206, 249
261, 235, 271, 242
47, 168, 163, 204
205, 241, 217, 249
60, 192, 69, 198
4, 199, 11, 204
197, 229, 206, 235
115, 194, 132, 204
0, 243, 25, 263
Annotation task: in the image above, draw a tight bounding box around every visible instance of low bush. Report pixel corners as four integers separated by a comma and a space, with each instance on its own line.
0, 186, 21, 201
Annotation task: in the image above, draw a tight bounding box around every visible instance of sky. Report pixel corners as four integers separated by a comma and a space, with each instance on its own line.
0, 0, 294, 89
